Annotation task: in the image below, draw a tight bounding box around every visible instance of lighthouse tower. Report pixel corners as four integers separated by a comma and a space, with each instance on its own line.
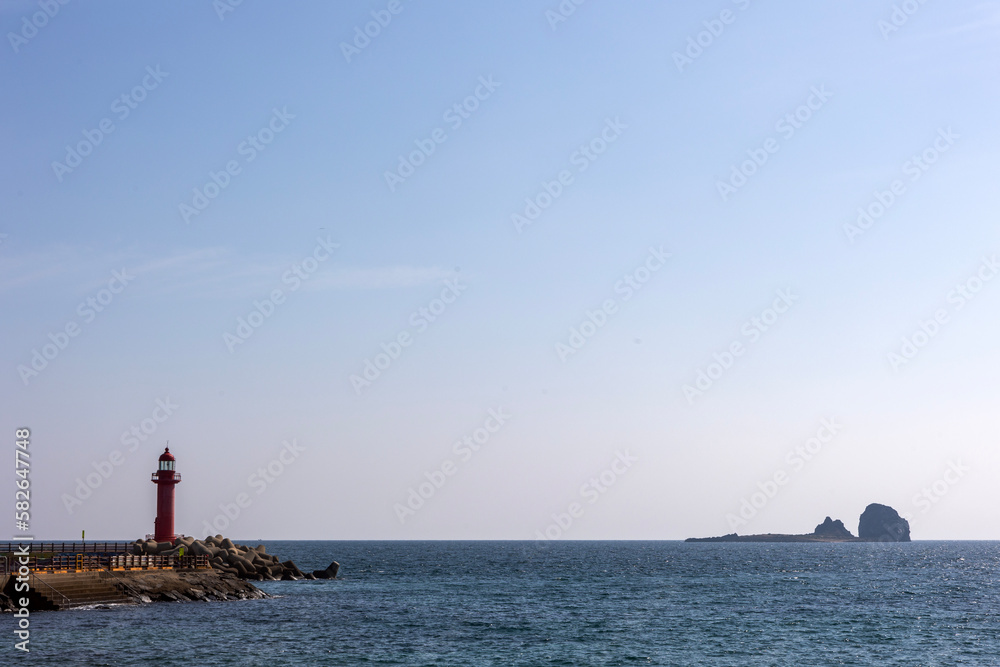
151, 447, 182, 543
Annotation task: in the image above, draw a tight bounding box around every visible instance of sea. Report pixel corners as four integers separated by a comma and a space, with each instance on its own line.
21, 541, 1000, 665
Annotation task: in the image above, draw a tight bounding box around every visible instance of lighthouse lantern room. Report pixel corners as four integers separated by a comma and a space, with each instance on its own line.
151, 446, 182, 543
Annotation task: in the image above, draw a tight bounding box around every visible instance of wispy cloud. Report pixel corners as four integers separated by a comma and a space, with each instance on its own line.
943, 13, 1000, 36
0, 245, 455, 299
0, 245, 89, 293
914, 2, 1000, 39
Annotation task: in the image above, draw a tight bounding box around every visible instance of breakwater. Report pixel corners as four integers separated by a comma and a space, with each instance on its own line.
1, 535, 338, 611
133, 535, 339, 581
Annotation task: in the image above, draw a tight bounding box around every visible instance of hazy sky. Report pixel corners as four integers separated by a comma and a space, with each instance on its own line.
3, 1, 999, 541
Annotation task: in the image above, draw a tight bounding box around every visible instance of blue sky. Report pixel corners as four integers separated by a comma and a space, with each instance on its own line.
2, 1, 999, 540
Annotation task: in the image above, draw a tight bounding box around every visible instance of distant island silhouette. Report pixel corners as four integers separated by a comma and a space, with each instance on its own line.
686, 503, 911, 543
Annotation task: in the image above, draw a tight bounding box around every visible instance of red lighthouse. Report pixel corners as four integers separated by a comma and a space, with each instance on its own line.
151, 447, 181, 543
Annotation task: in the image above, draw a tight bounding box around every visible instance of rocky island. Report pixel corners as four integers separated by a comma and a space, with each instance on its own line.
686, 503, 911, 543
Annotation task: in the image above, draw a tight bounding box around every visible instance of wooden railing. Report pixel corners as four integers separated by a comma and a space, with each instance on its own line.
0, 553, 209, 574
0, 541, 132, 554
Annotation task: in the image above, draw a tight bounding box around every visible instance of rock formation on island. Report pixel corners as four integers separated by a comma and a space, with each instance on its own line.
685, 520, 855, 543
857, 503, 910, 542
812, 516, 854, 539
686, 503, 911, 543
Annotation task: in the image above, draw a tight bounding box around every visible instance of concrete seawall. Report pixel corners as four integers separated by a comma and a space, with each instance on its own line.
2, 568, 267, 611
